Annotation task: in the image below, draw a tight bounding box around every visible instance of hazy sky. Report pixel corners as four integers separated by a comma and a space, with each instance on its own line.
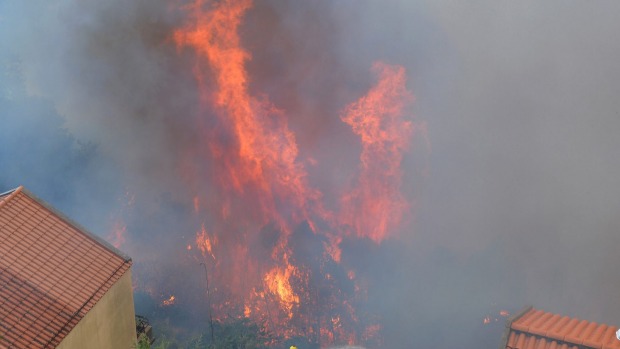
2, 1, 620, 348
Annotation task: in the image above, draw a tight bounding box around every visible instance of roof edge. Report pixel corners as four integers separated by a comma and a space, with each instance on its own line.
0, 186, 23, 209
498, 305, 533, 349
19, 187, 133, 263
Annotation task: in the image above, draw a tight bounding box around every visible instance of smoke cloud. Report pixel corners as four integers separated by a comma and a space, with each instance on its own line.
3, 0, 620, 348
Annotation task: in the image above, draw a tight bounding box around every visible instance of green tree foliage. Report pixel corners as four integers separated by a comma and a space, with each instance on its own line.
135, 334, 150, 349
135, 334, 173, 349
138, 318, 276, 349
203, 318, 276, 349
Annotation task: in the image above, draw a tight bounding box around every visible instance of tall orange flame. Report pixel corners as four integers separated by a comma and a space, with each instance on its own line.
340, 63, 414, 243
172, 0, 420, 346
174, 0, 321, 230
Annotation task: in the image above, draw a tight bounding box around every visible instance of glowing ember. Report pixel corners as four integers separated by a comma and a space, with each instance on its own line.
483, 310, 511, 325
162, 295, 176, 307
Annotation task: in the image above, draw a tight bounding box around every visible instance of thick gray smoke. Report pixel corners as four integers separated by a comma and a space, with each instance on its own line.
3, 1, 620, 348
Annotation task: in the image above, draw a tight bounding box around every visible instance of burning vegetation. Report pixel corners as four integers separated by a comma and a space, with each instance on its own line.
8, 0, 620, 348
140, 0, 425, 347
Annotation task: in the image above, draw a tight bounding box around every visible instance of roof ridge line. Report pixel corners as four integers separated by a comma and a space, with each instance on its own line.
504, 307, 620, 349
0, 186, 23, 209
19, 187, 132, 263
499, 305, 534, 349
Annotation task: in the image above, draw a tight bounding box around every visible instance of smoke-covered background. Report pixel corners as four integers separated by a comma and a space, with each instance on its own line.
3, 1, 620, 348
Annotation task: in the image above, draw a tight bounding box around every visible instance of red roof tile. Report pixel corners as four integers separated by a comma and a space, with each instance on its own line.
0, 186, 132, 349
503, 307, 620, 349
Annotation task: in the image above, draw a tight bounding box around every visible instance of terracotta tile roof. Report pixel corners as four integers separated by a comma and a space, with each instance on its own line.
0, 186, 132, 349
502, 306, 620, 349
